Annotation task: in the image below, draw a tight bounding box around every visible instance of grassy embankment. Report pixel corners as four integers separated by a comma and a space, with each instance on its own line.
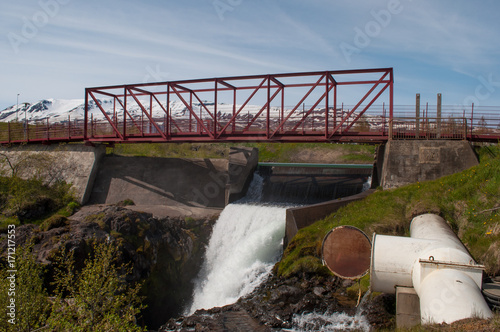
0, 176, 78, 232
278, 144, 500, 279
109, 142, 376, 163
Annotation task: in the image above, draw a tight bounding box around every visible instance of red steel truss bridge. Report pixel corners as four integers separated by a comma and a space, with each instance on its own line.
2, 68, 500, 145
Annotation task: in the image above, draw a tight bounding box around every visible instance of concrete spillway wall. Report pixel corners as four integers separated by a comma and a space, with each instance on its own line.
89, 155, 230, 207
0, 145, 257, 210
89, 146, 258, 209
0, 144, 105, 204
226, 147, 259, 204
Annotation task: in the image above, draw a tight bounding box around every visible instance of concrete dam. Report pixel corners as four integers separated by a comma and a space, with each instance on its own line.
0, 140, 486, 329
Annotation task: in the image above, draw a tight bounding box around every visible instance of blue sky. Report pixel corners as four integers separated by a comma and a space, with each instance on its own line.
1, 0, 500, 110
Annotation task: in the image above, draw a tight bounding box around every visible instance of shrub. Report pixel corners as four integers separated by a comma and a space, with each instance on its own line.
48, 240, 146, 331
0, 243, 50, 330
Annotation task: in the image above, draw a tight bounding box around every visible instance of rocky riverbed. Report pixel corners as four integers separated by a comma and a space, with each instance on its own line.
161, 272, 396, 331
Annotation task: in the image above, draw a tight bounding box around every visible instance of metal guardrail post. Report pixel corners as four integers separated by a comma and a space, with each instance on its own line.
416, 94, 420, 138
464, 118, 467, 140
437, 93, 442, 138
388, 118, 393, 140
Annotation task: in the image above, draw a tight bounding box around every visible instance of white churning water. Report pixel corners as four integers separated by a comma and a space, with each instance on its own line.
187, 203, 286, 314
288, 311, 371, 332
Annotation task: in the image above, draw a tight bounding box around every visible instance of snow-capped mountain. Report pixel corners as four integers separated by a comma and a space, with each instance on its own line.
0, 98, 271, 123
0, 98, 386, 131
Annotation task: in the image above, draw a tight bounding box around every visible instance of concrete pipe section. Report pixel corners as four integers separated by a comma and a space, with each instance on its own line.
371, 213, 493, 324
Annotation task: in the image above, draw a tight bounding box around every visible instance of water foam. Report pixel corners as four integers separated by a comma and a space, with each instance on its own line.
362, 176, 372, 192
187, 203, 286, 314
290, 311, 371, 332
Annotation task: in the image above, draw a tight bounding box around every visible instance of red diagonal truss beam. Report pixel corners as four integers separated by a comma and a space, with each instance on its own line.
271, 74, 327, 137
88, 91, 124, 140
127, 88, 166, 139
243, 83, 283, 132
170, 84, 214, 139
329, 71, 390, 138
290, 75, 336, 132
215, 77, 268, 138
129, 86, 182, 132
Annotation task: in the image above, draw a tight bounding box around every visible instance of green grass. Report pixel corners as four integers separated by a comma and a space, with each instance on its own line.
0, 215, 20, 232
0, 176, 77, 226
278, 144, 500, 278
110, 142, 376, 164
109, 143, 230, 159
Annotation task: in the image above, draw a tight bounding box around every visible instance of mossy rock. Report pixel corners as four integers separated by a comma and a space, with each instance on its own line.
39, 214, 68, 232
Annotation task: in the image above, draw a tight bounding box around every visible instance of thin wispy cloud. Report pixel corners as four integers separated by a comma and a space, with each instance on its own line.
1, 0, 500, 109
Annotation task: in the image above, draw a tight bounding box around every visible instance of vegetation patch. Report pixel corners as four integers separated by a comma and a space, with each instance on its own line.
39, 214, 68, 232
110, 142, 376, 164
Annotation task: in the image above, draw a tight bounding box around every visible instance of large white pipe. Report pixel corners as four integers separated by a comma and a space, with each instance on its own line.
371, 213, 492, 325
418, 268, 491, 324
370, 235, 433, 293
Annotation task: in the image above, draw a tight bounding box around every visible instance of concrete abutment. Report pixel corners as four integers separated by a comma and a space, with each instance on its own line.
0, 144, 105, 204
378, 140, 478, 189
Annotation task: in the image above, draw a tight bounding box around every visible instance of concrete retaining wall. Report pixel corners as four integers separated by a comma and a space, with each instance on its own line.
379, 140, 478, 189
226, 147, 259, 204
89, 156, 229, 208
284, 189, 375, 247
0, 144, 105, 204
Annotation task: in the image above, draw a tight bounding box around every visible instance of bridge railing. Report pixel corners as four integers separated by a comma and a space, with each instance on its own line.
1, 104, 499, 144
390, 117, 468, 140
0, 118, 85, 143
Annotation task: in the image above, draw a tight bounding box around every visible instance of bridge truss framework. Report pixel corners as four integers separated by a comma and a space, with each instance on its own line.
83, 68, 393, 143
1, 67, 500, 145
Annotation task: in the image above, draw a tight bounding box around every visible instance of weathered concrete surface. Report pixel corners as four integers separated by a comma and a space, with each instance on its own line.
0, 144, 105, 204
396, 286, 421, 329
74, 204, 221, 220
226, 146, 259, 204
89, 155, 229, 208
285, 189, 375, 247
379, 140, 478, 189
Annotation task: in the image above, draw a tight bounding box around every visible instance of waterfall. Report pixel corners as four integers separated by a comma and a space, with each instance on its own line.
187, 173, 285, 314
238, 173, 264, 203
362, 176, 372, 192
187, 204, 286, 314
